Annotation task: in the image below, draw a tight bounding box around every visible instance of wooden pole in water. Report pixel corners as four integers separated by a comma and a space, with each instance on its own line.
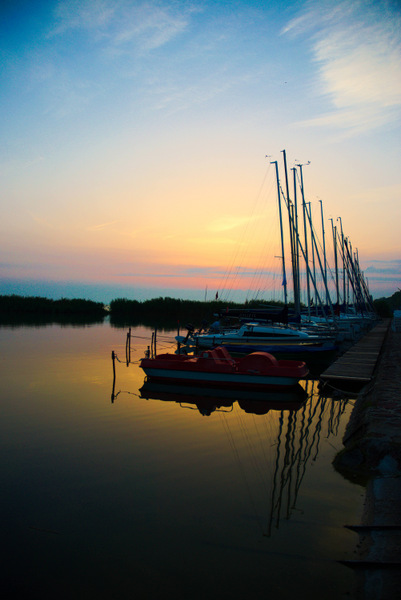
125, 327, 131, 365
111, 351, 116, 403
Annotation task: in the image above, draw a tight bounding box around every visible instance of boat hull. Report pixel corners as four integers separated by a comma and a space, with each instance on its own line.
178, 323, 336, 350
140, 347, 309, 390
221, 342, 337, 354
140, 367, 301, 389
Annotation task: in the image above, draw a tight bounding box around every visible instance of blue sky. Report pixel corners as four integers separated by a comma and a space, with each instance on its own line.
1, 0, 400, 302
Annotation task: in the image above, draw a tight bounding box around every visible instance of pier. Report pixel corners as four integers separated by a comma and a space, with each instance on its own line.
319, 319, 390, 391
332, 322, 401, 598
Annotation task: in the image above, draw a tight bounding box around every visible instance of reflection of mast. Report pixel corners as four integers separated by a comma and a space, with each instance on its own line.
265, 385, 350, 536
327, 398, 349, 437
277, 410, 295, 526
219, 382, 351, 539
267, 411, 284, 537
267, 407, 303, 534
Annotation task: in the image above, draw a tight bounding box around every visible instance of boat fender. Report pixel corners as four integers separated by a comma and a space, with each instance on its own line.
238, 352, 279, 373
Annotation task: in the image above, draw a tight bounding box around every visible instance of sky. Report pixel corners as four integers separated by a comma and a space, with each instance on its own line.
1, 0, 400, 304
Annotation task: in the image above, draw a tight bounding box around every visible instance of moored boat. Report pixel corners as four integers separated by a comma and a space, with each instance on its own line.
176, 321, 334, 349
140, 345, 309, 390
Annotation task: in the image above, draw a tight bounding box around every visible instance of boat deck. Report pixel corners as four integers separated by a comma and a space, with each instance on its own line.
319, 319, 390, 388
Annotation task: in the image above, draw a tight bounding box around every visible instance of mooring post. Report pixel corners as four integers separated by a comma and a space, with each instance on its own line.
126, 328, 131, 366
111, 350, 116, 403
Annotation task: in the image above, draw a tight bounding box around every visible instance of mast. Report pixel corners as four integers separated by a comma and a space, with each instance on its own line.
298, 163, 311, 318
344, 238, 365, 312
281, 150, 299, 317
285, 196, 332, 322
271, 160, 288, 306
292, 167, 301, 317
354, 250, 374, 312
329, 218, 340, 306
319, 200, 328, 306
304, 202, 336, 320
337, 217, 346, 309
308, 203, 318, 312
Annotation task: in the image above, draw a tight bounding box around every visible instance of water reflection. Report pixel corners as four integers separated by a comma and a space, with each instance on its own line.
1, 323, 362, 599
138, 381, 308, 416
264, 385, 352, 537
112, 358, 354, 539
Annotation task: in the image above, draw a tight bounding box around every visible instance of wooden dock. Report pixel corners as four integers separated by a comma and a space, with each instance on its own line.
319, 320, 390, 388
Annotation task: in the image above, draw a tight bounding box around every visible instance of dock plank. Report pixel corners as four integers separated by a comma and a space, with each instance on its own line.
319, 320, 389, 386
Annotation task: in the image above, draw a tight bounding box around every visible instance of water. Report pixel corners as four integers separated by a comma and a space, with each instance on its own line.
0, 322, 364, 599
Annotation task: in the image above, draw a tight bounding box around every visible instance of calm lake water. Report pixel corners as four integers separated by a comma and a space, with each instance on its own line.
1, 321, 364, 599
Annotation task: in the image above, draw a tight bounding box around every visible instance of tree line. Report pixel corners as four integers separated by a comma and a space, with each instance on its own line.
0, 294, 286, 327
1, 291, 398, 326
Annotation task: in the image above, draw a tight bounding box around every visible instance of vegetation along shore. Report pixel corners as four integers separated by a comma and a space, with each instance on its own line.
1, 294, 287, 327
1, 290, 400, 323
1, 292, 400, 328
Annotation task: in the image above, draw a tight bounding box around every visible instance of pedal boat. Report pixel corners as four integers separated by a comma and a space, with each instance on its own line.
140, 346, 308, 390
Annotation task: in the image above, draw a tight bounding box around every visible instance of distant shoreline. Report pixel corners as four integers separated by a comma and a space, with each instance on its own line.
0, 294, 286, 327
0, 292, 397, 327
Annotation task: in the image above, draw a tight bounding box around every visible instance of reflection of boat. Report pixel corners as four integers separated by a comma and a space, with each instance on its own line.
139, 380, 308, 416
137, 376, 351, 536
140, 346, 309, 390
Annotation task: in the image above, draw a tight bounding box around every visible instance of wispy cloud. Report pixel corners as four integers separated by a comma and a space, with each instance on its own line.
29, 213, 55, 229
147, 68, 257, 114
86, 220, 119, 231
116, 265, 226, 279
115, 264, 278, 280
49, 0, 119, 37
283, 0, 401, 136
365, 259, 401, 276
41, 0, 200, 117
0, 155, 45, 177
50, 0, 195, 53
207, 215, 259, 233
363, 259, 401, 297
112, 4, 191, 52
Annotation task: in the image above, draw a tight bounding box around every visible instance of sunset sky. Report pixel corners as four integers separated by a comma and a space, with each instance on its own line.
1, 0, 400, 303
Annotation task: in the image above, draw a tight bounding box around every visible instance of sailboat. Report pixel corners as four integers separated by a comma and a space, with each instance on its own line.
203, 152, 375, 353
176, 321, 336, 353
177, 152, 341, 360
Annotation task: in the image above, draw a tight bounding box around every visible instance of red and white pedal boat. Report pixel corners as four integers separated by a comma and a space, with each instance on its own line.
140, 346, 308, 390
